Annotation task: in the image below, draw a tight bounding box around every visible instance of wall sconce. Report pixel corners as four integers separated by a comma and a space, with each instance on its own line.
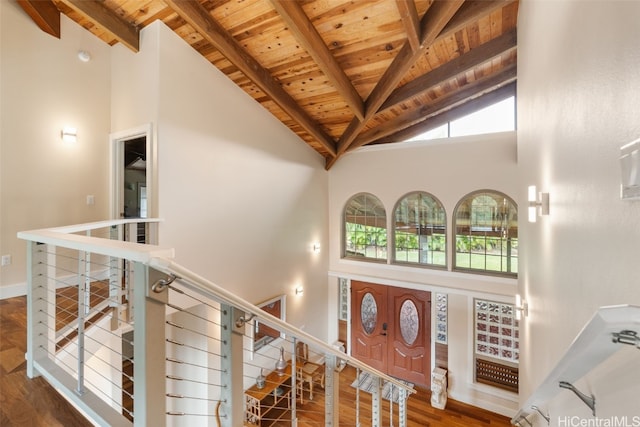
515, 294, 528, 320
61, 127, 77, 143
312, 243, 321, 253
295, 286, 304, 296
528, 185, 549, 223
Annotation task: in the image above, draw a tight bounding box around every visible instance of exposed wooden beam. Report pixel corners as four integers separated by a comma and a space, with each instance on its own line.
372, 81, 516, 145
381, 28, 517, 111
350, 66, 517, 149
326, 0, 515, 169
17, 0, 60, 38
271, 0, 365, 122
58, 0, 139, 52
335, 0, 465, 156
165, 0, 337, 158
396, 0, 421, 52
438, 0, 516, 40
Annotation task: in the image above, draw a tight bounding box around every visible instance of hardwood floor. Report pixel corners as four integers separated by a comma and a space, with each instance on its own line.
288, 365, 512, 427
0, 296, 92, 427
0, 295, 512, 426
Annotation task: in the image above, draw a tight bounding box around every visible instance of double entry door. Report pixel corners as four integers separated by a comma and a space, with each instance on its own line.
351, 281, 431, 387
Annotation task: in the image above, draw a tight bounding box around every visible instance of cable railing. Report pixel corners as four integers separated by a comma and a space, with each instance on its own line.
18, 219, 416, 427
511, 304, 640, 426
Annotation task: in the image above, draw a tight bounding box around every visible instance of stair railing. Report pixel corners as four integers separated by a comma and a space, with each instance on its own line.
19, 219, 416, 427
19, 219, 168, 426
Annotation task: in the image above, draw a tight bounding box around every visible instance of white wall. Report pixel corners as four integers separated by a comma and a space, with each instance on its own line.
0, 2, 111, 296
328, 132, 520, 415
111, 21, 330, 341
518, 1, 640, 424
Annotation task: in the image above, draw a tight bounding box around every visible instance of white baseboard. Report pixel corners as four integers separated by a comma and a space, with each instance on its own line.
0, 269, 110, 300
0, 282, 28, 299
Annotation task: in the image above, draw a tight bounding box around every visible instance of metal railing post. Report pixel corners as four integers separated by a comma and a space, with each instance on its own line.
26, 241, 49, 378
324, 354, 339, 426
371, 375, 382, 427
220, 305, 245, 426
398, 387, 408, 427
109, 225, 124, 330
125, 223, 138, 323
76, 251, 88, 395
147, 221, 159, 245
291, 338, 298, 425
355, 368, 361, 427
133, 263, 167, 427
83, 231, 91, 315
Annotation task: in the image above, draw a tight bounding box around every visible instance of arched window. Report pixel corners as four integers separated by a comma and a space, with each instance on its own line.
393, 192, 446, 267
343, 193, 387, 261
454, 191, 517, 276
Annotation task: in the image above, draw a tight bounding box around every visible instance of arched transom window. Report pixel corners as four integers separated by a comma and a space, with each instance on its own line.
393, 192, 446, 267
454, 191, 518, 276
343, 193, 387, 261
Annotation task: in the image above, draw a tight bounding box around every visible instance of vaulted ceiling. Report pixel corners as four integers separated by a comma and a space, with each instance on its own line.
18, 0, 518, 169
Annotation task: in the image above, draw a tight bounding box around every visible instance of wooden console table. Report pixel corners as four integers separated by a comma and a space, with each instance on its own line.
245, 363, 292, 426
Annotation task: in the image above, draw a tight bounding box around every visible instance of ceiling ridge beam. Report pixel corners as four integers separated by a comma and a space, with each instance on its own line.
332, 0, 465, 159
325, 0, 516, 169
396, 0, 421, 53
349, 65, 517, 149
270, 0, 365, 122
381, 27, 517, 111
17, 0, 60, 38
59, 0, 139, 52
371, 81, 516, 145
165, 0, 337, 158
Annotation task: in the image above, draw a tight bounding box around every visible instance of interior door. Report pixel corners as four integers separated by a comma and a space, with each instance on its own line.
351, 281, 388, 372
387, 287, 431, 387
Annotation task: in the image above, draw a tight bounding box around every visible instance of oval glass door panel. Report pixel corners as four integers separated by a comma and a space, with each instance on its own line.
361, 292, 378, 335
399, 299, 419, 345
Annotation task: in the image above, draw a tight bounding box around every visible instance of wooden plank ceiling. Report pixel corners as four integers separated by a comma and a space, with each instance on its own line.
19, 0, 518, 169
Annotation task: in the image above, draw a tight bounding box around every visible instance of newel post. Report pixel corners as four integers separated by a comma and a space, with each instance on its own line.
26, 241, 50, 378
133, 263, 168, 427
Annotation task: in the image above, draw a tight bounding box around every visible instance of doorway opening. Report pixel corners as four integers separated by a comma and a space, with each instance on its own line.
123, 136, 147, 220
110, 124, 154, 243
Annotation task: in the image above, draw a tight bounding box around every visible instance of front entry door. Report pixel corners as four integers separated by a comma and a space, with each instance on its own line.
351, 281, 388, 372
351, 280, 431, 387
387, 286, 431, 387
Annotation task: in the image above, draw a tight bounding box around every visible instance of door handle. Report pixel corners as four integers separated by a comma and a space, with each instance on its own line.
381, 322, 388, 336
